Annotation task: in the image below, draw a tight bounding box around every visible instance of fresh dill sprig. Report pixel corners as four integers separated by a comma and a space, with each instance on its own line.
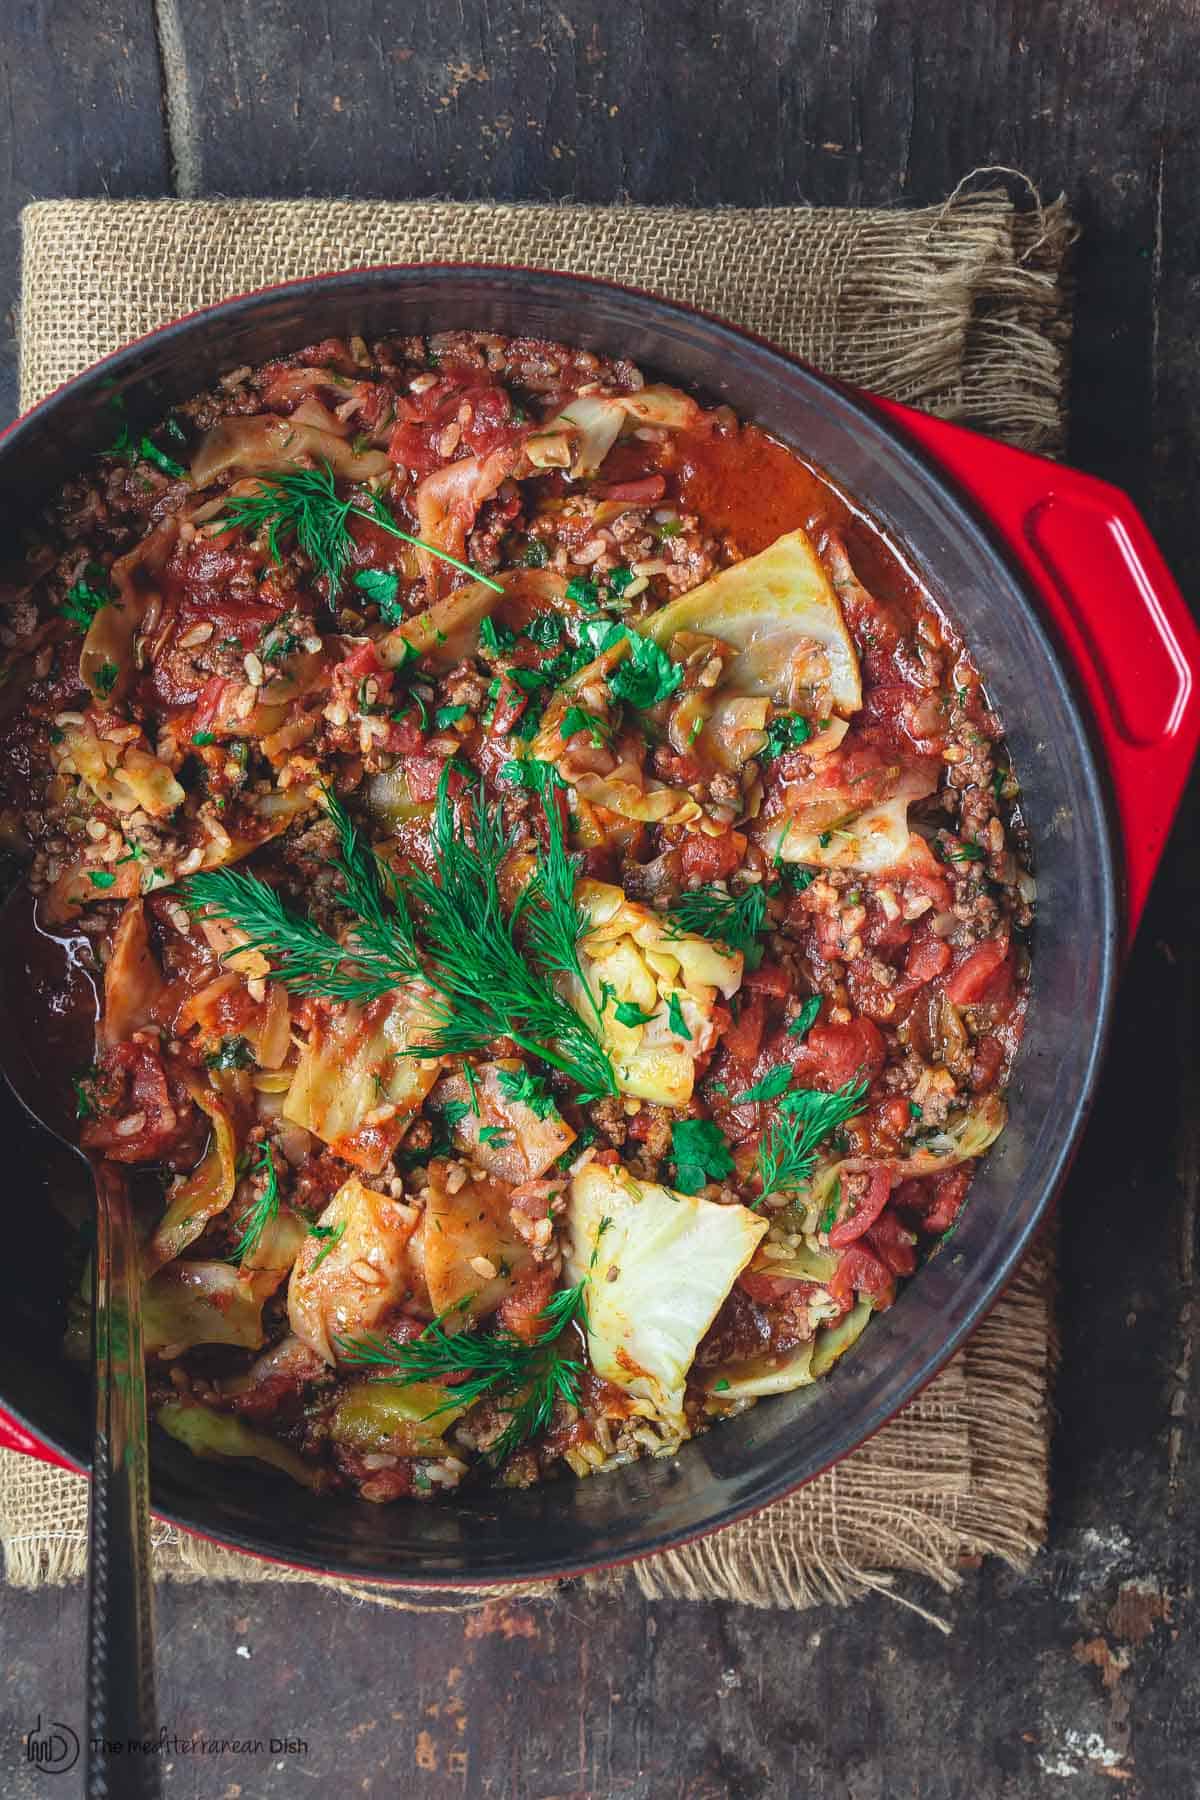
181, 862, 416, 1002
667, 883, 769, 971
403, 768, 616, 1098
214, 461, 503, 598
754, 1079, 868, 1208
181, 773, 616, 1098
334, 1278, 589, 1462
230, 1142, 280, 1263
515, 760, 606, 1032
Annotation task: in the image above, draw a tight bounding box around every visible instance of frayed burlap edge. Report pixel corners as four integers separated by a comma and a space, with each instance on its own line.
18, 189, 1073, 454
2, 183, 1070, 1621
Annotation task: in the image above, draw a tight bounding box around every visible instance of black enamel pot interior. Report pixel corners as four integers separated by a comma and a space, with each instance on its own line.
0, 268, 1118, 1586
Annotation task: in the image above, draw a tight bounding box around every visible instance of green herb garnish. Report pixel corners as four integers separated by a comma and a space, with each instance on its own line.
59, 572, 113, 631
215, 461, 503, 600
307, 1219, 347, 1272
762, 713, 812, 760
203, 1034, 255, 1072
612, 999, 657, 1028
335, 1279, 590, 1463
560, 705, 610, 747
665, 992, 691, 1039
667, 883, 768, 971
787, 996, 822, 1040
230, 1142, 280, 1263
606, 627, 683, 709
88, 870, 116, 889
94, 661, 119, 698
754, 1080, 868, 1206
495, 1064, 558, 1120
671, 1118, 735, 1195
734, 1065, 793, 1104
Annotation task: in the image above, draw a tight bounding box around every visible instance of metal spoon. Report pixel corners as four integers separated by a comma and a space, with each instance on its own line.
0, 890, 159, 1799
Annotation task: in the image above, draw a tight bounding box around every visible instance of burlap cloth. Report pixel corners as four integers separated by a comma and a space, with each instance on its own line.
2, 189, 1072, 1623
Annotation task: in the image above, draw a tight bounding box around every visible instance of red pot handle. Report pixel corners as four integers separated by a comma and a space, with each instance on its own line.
869, 397, 1200, 945
0, 1409, 75, 1469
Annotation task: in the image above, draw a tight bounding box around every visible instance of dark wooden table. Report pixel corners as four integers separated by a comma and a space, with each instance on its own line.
2, 5, 1198, 1795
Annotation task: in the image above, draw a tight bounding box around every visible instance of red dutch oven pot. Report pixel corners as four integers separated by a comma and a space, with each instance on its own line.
0, 269, 1196, 1588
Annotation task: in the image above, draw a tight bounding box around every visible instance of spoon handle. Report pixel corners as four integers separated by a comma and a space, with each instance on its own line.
86, 1159, 160, 1799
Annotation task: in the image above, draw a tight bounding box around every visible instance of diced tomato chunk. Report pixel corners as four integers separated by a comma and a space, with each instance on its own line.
680, 830, 745, 882
743, 963, 791, 1000
792, 1018, 885, 1091
406, 756, 461, 802
828, 1244, 896, 1312
592, 475, 666, 503
866, 1211, 919, 1277
945, 938, 1011, 1006
723, 993, 766, 1066
829, 1165, 893, 1248
919, 1167, 973, 1236
904, 928, 952, 986
738, 1271, 819, 1308
495, 1265, 557, 1343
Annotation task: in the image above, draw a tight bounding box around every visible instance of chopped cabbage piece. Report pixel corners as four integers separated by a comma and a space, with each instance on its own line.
705, 1341, 816, 1400
142, 1261, 266, 1354
101, 900, 167, 1046
767, 765, 939, 873
190, 414, 390, 485
283, 986, 442, 1173
287, 1176, 424, 1365
432, 1060, 574, 1183
564, 1162, 767, 1432
332, 1380, 469, 1458
644, 527, 862, 719
422, 1161, 534, 1323
144, 1075, 239, 1275
157, 1399, 323, 1489
566, 879, 742, 1106
56, 720, 185, 819
810, 1298, 874, 1377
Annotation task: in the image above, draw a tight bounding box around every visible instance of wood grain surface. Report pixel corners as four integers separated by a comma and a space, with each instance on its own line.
1, 4, 1198, 1796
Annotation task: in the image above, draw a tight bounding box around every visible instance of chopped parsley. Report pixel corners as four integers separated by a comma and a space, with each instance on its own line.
93, 661, 119, 698
787, 996, 822, 1040
59, 569, 113, 631
525, 611, 564, 648
606, 627, 683, 709
763, 713, 811, 759
354, 568, 401, 614
479, 616, 518, 657
734, 1065, 794, 1104
565, 576, 601, 611
607, 565, 636, 597
522, 538, 549, 568
192, 730, 215, 747
560, 705, 610, 747
671, 1118, 735, 1195
88, 869, 116, 890
495, 1064, 558, 1120
203, 1034, 256, 1072
434, 704, 469, 730
478, 1125, 510, 1147
612, 999, 657, 1028
665, 992, 691, 1039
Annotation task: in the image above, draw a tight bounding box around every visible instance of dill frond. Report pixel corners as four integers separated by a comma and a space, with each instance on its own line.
334, 1278, 588, 1461
667, 883, 769, 970
754, 1078, 869, 1206
214, 461, 503, 598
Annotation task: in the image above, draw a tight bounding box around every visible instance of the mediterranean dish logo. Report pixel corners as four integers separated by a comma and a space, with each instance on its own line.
23, 1718, 308, 1773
